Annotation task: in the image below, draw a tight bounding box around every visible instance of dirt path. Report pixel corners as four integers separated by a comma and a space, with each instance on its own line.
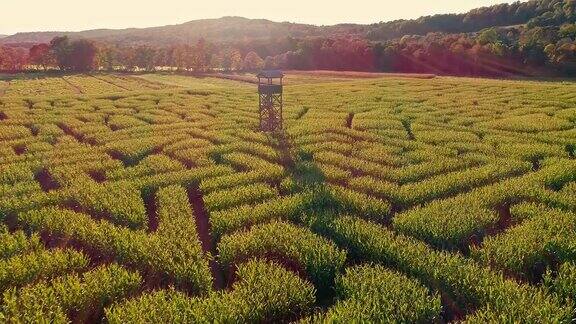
60, 77, 84, 94
143, 192, 159, 232
188, 186, 224, 290
346, 113, 354, 129
57, 124, 87, 143
465, 203, 513, 255
202, 71, 437, 83
35, 168, 60, 192
90, 74, 130, 91
286, 70, 436, 79
198, 73, 258, 84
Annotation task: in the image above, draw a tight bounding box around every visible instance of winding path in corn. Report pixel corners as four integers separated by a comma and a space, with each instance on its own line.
0, 72, 575, 322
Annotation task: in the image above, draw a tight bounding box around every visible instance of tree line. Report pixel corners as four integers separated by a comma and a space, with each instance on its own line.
372, 23, 576, 77
0, 36, 376, 73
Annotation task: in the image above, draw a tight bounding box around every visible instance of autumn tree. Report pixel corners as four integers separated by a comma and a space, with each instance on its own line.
219, 48, 242, 71
0, 47, 27, 71
69, 39, 98, 71
49, 36, 97, 71
263, 56, 277, 69
188, 39, 212, 72
132, 45, 157, 71
545, 39, 576, 73
242, 51, 264, 71
170, 45, 187, 71
28, 44, 54, 70
153, 47, 171, 70
210, 52, 222, 71
97, 44, 118, 71
50, 36, 72, 70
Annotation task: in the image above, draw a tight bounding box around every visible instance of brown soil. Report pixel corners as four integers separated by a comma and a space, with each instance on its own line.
87, 170, 107, 183
143, 192, 159, 232
166, 152, 196, 169
465, 203, 514, 255
187, 185, 224, 290
440, 290, 468, 322
489, 203, 513, 237
107, 150, 125, 163
531, 158, 541, 171
63, 203, 116, 226
13, 144, 26, 155
57, 124, 87, 143
345, 112, 354, 129
35, 168, 60, 192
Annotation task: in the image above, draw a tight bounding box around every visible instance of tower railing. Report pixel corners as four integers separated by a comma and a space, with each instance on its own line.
257, 70, 284, 132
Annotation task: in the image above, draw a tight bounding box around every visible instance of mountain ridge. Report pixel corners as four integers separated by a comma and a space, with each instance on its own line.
0, 16, 337, 46
0, 1, 571, 46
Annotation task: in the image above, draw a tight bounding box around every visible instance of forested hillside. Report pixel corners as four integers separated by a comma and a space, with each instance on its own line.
0, 17, 331, 47
3, 0, 573, 46
367, 0, 575, 40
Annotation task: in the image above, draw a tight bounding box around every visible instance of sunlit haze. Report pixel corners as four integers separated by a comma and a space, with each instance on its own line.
1, 0, 518, 35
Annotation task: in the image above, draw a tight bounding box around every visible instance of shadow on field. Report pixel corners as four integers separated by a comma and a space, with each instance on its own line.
268, 130, 326, 191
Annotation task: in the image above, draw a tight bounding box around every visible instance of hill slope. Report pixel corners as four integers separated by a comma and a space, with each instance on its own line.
0, 17, 340, 46
0, 0, 573, 47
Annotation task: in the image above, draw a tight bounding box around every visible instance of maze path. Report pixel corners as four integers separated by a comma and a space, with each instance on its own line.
0, 74, 574, 322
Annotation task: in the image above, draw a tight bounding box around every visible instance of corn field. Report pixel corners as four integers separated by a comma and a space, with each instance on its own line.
0, 72, 575, 322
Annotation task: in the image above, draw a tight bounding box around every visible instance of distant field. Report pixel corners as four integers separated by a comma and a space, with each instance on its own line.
0, 73, 575, 322
287, 69, 437, 79
190, 70, 436, 85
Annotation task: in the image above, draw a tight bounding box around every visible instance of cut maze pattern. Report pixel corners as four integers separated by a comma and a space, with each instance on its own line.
0, 73, 575, 322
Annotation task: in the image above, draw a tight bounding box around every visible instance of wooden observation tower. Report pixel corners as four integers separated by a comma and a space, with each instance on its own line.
257, 70, 284, 132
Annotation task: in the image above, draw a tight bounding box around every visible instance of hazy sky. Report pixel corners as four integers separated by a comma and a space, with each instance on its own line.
1, 0, 518, 35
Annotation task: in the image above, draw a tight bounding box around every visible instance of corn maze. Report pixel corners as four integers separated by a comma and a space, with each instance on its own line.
0, 72, 575, 322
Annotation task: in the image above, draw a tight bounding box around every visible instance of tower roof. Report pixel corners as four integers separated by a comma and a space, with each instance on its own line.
257, 70, 284, 78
